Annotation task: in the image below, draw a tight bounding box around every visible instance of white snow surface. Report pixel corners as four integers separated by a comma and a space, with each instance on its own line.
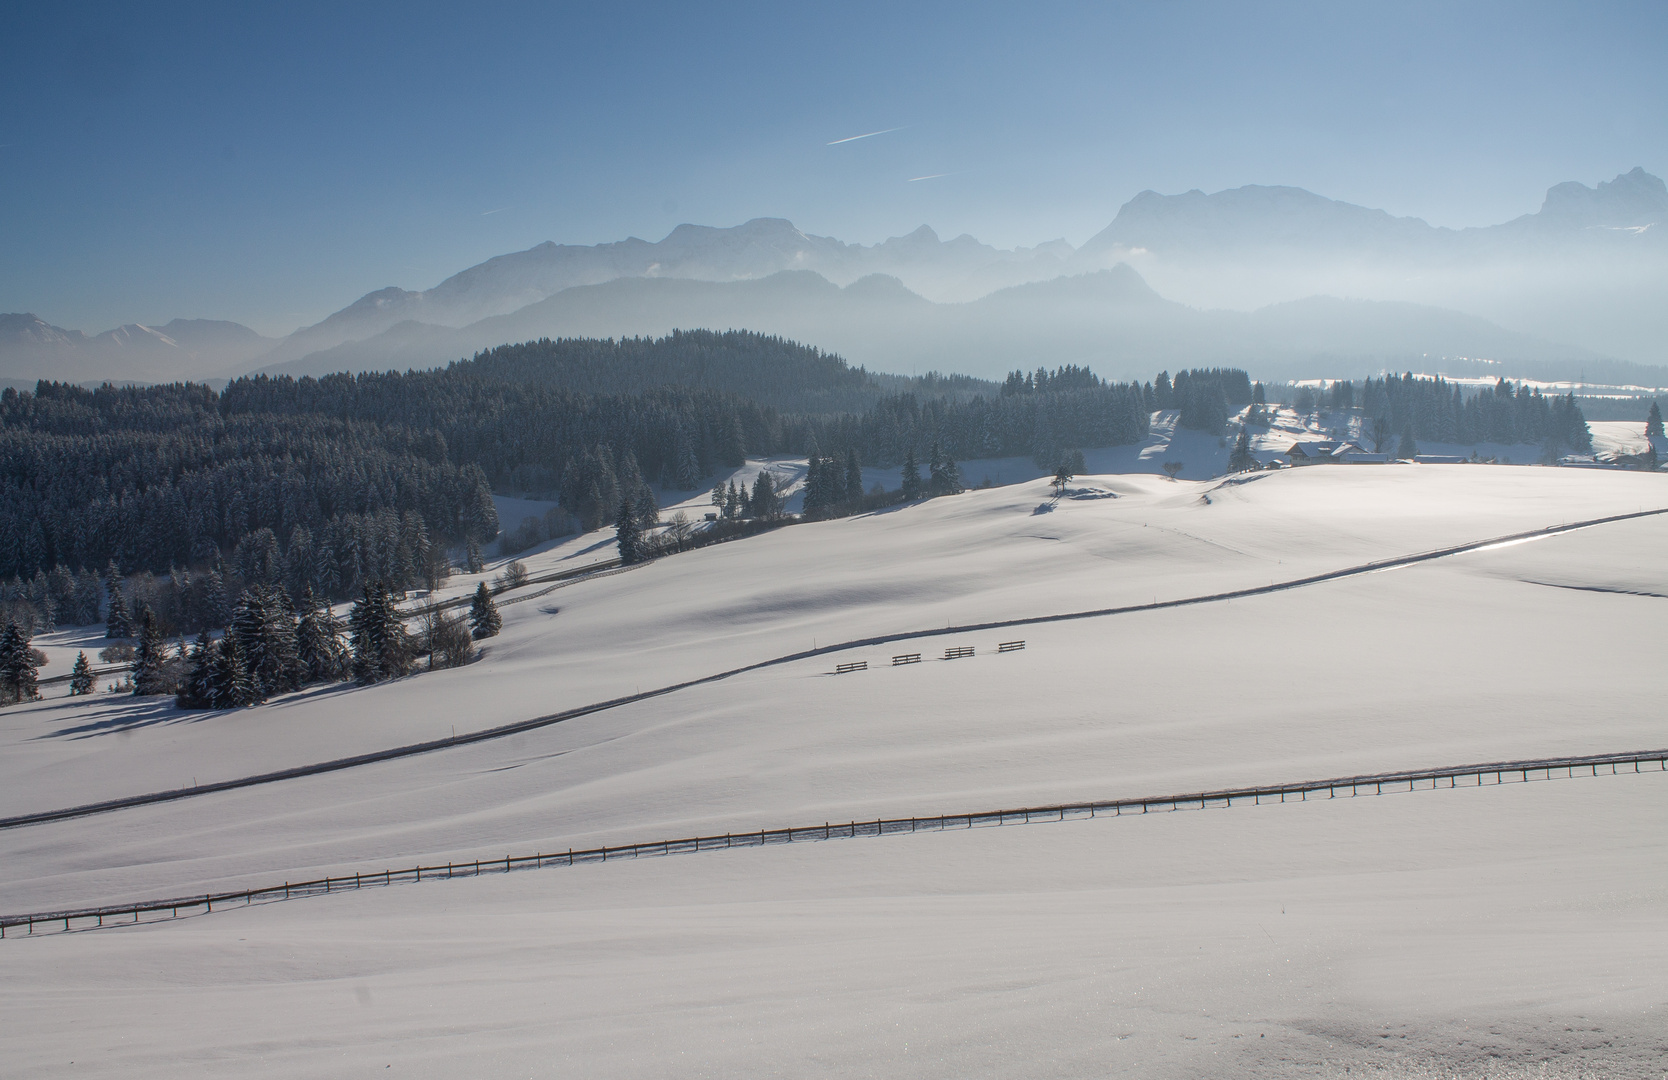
3, 464, 1666, 1078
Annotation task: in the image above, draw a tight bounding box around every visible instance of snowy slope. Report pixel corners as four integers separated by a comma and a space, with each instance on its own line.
2, 466, 1664, 891
5, 465, 1665, 826
2, 464, 1665, 1079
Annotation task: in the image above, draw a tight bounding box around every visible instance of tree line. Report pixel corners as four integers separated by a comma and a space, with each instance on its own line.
1286, 374, 1592, 452
0, 382, 498, 592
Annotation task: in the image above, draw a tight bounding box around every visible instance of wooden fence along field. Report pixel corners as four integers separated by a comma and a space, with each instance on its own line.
5, 748, 1662, 939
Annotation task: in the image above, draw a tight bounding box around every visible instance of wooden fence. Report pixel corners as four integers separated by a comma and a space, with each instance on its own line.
4, 747, 1661, 939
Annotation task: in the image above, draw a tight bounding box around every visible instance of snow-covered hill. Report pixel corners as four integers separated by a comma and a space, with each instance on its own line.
2, 464, 1665, 1078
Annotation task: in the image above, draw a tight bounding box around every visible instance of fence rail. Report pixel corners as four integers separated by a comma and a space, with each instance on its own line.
5, 747, 1661, 939
943, 646, 976, 660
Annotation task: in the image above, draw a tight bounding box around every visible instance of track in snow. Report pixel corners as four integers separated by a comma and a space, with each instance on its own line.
4, 504, 1664, 832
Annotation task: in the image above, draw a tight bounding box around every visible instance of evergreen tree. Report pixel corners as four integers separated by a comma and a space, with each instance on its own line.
844, 448, 863, 505
1397, 426, 1419, 458
928, 440, 962, 496
105, 581, 131, 639
615, 498, 644, 565
208, 635, 257, 707
724, 480, 742, 518
465, 537, 485, 575
0, 622, 40, 705
802, 454, 828, 518
73, 568, 103, 626
201, 570, 231, 630
633, 482, 660, 533
1228, 430, 1257, 473
349, 581, 415, 684
131, 608, 170, 695
1647, 402, 1664, 439
674, 426, 701, 490
295, 587, 348, 683
69, 650, 95, 696
720, 414, 746, 468
750, 470, 777, 519
469, 581, 501, 639
901, 447, 923, 500
175, 632, 215, 708
230, 586, 301, 698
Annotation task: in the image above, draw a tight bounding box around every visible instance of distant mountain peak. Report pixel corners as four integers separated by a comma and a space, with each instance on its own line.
1539, 167, 1667, 225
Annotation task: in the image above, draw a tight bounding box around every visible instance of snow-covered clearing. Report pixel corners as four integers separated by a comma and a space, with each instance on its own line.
1588, 420, 1664, 461
2, 464, 1665, 1078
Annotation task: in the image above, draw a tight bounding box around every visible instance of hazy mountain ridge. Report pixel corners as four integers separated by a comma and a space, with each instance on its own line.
262, 264, 1617, 387
260, 219, 1079, 363
1075, 167, 1668, 262
6, 169, 1664, 385
0, 314, 272, 385
1072, 169, 1668, 362
272, 165, 1663, 370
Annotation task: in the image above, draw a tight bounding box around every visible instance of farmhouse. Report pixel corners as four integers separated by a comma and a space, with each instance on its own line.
1286, 440, 1371, 464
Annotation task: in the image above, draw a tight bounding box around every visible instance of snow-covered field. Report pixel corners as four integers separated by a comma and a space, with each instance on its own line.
3, 464, 1666, 1078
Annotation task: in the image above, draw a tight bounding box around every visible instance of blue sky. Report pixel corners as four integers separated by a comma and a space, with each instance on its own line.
2, 0, 1664, 335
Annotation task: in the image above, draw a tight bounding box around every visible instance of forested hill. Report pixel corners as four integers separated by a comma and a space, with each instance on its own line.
0, 331, 1155, 589
0, 381, 498, 593
221, 353, 1152, 498
466, 331, 878, 411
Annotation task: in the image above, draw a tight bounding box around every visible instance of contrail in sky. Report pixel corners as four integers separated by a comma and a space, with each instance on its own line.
482, 207, 509, 216
827, 127, 903, 145
907, 173, 952, 182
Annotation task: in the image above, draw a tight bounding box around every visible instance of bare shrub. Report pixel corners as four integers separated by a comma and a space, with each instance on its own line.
495, 560, 529, 591
416, 602, 476, 670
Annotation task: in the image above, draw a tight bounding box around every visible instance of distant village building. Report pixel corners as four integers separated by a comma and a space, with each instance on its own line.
1286, 440, 1372, 464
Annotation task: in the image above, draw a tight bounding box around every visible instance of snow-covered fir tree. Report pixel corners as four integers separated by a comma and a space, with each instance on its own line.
349, 581, 415, 684
68, 650, 95, 695
0, 622, 39, 705
131, 608, 170, 696
295, 587, 348, 684
616, 498, 644, 565
470, 582, 501, 640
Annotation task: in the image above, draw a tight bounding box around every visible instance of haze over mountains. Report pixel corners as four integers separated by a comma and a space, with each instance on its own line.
4, 169, 1664, 387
